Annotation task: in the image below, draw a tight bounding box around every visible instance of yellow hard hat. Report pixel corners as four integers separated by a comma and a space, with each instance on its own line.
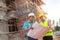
38, 13, 44, 18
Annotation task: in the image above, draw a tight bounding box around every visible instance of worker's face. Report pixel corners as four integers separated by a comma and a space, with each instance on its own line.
29, 16, 35, 22
40, 16, 45, 21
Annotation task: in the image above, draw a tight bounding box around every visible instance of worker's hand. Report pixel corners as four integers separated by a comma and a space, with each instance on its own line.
29, 27, 34, 30
23, 27, 34, 32
23, 28, 29, 31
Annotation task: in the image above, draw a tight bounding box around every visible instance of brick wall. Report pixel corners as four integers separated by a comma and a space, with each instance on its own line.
17, 13, 29, 30
15, 0, 27, 10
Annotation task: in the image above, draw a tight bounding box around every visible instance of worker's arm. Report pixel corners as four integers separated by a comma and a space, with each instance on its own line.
48, 20, 51, 27
48, 20, 53, 30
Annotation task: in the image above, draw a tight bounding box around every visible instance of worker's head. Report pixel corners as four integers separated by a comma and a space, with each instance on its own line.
38, 13, 46, 21
28, 13, 35, 22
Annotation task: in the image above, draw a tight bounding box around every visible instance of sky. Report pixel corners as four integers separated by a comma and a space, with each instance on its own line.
41, 0, 60, 21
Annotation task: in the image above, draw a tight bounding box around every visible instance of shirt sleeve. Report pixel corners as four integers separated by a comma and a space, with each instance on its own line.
22, 22, 29, 29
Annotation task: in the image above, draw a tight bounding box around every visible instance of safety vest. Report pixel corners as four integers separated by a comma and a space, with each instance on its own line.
40, 20, 53, 36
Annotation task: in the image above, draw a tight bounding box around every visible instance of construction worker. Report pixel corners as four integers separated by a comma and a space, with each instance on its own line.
38, 13, 53, 40
22, 13, 38, 40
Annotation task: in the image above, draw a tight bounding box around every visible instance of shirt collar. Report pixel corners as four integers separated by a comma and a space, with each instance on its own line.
27, 20, 34, 23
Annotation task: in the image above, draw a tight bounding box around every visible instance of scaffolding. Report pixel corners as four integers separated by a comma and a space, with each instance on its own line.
0, 0, 45, 40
